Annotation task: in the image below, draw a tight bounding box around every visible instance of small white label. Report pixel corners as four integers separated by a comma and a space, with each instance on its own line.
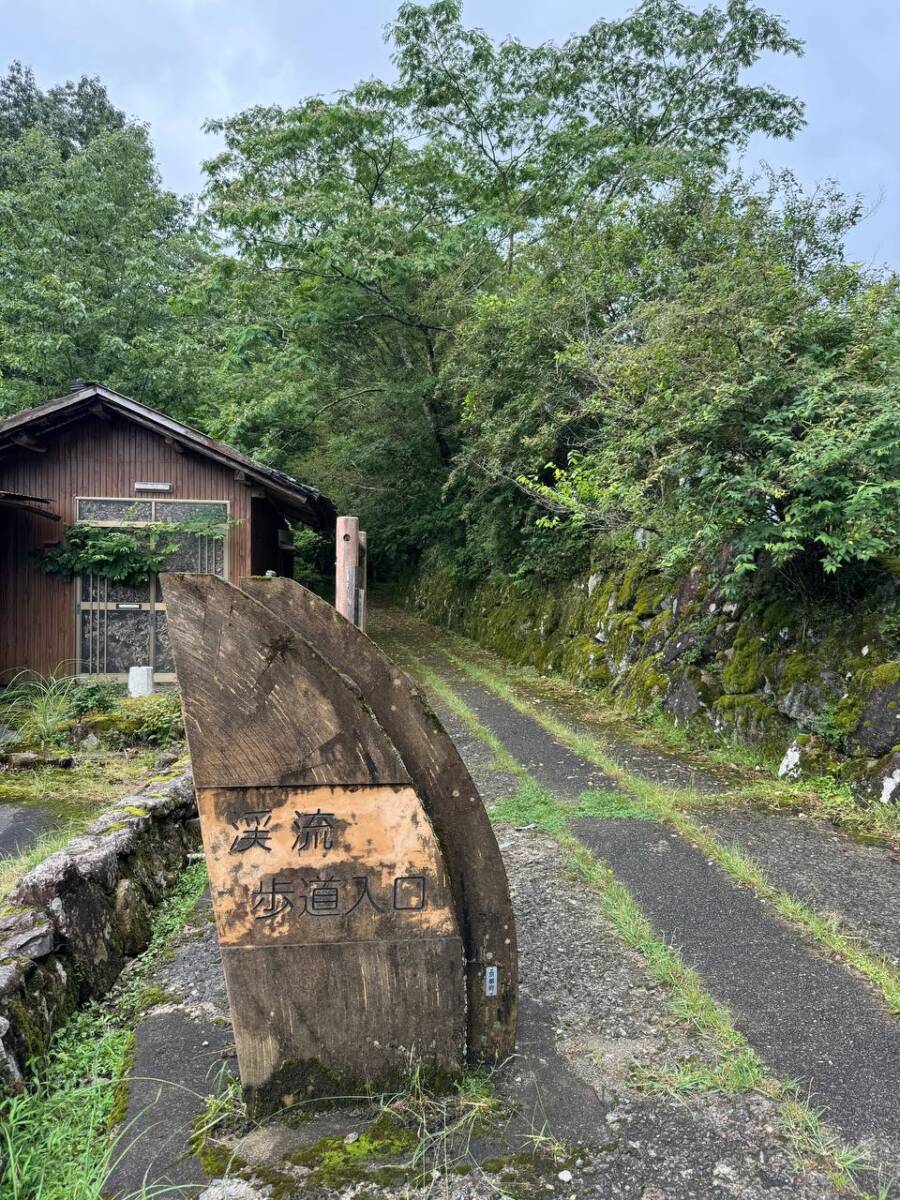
484, 966, 499, 997
128, 666, 154, 697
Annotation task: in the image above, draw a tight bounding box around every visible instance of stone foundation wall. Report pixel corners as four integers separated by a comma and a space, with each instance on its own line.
411, 562, 900, 801
0, 771, 199, 1089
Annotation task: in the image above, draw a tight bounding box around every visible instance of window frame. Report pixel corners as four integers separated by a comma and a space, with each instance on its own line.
73, 496, 230, 682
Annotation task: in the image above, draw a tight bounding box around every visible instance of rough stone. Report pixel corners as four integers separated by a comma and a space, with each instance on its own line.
662, 630, 695, 667
877, 753, 900, 805
5, 751, 74, 770
199, 1181, 271, 1200
0, 909, 54, 960
0, 770, 198, 1088
665, 674, 701, 723
776, 680, 833, 728
854, 678, 900, 757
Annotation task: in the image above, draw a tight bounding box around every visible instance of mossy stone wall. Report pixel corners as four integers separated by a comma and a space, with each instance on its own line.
411, 559, 900, 796
0, 772, 198, 1091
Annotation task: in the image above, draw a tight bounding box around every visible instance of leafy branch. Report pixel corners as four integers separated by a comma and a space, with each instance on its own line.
35, 518, 233, 586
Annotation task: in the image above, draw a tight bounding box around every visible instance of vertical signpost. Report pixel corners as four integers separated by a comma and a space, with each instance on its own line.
336, 515, 366, 631
356, 529, 367, 632
163, 571, 516, 1115
335, 515, 359, 626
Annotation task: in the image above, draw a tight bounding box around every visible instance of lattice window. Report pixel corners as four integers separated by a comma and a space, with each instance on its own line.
75, 497, 229, 679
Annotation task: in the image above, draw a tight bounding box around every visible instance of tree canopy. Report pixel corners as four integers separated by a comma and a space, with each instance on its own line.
0, 62, 196, 416
1, 2, 897, 596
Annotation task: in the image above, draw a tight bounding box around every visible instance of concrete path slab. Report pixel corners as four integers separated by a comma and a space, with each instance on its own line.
106, 1007, 233, 1198
573, 817, 900, 1156
702, 809, 900, 965
0, 801, 48, 857
106, 897, 236, 1199
455, 675, 617, 795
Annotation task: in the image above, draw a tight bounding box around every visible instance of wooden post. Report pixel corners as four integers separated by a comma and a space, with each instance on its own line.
356, 530, 367, 632
335, 515, 358, 623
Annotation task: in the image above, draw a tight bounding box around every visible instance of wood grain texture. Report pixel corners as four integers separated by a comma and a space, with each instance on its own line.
335, 515, 359, 625
240, 576, 518, 1063
199, 784, 458, 947
161, 573, 409, 789
163, 573, 468, 1111
223, 938, 466, 1112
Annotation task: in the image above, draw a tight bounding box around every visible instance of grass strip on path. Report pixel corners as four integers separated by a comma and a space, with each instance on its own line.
444, 648, 900, 1020
0, 860, 209, 1200
407, 652, 872, 1194
398, 613, 900, 846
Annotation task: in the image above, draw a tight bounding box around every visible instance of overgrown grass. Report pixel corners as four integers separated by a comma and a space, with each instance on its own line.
406, 657, 875, 1193
447, 650, 900, 1018
386, 1064, 511, 1183
0, 673, 85, 750
0, 753, 157, 900
490, 780, 649, 831
0, 861, 209, 1200
190, 1058, 516, 1192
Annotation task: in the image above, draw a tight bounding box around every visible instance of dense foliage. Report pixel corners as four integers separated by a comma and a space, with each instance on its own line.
447, 172, 900, 588
0, 63, 199, 416
36, 519, 230, 585
1, 1, 898, 596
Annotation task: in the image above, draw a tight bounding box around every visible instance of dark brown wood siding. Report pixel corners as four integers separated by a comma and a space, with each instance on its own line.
0, 413, 253, 679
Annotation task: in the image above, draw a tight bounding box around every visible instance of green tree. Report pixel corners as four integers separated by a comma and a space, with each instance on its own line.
0, 60, 125, 159
199, 0, 805, 572
446, 169, 900, 589
0, 66, 196, 415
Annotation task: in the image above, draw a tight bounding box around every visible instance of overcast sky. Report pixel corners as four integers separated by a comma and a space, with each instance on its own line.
3, 0, 898, 265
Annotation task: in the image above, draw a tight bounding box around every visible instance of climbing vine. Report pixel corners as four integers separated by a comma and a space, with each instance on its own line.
35, 518, 231, 586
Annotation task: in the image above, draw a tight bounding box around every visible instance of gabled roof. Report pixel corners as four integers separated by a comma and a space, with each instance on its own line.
0, 384, 335, 530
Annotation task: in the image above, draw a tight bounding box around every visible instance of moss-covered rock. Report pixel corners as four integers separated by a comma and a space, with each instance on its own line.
411, 557, 900, 781
713, 694, 789, 758
721, 635, 767, 695
286, 1111, 416, 1186
848, 661, 900, 757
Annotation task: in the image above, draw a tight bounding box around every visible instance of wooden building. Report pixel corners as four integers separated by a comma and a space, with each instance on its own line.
0, 382, 335, 683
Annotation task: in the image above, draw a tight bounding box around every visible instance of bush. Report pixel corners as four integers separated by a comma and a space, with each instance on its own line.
69, 679, 126, 718
112, 691, 183, 747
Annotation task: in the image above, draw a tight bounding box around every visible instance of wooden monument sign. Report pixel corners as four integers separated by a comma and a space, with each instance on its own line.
162, 572, 517, 1112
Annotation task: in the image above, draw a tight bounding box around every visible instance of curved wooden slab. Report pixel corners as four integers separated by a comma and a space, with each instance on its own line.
161, 573, 465, 1113
162, 573, 409, 789
240, 575, 518, 1063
